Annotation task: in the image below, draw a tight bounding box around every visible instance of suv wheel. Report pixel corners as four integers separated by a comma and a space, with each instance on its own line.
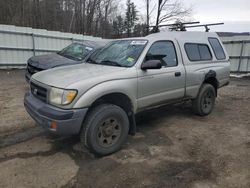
80, 104, 129, 156
192, 84, 216, 116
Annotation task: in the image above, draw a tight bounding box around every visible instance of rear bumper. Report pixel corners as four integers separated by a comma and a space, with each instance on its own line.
24, 92, 88, 136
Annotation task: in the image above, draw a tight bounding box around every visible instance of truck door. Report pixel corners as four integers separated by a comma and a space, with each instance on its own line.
137, 40, 185, 109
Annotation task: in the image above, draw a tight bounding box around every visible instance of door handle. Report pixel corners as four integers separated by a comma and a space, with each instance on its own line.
175, 72, 181, 77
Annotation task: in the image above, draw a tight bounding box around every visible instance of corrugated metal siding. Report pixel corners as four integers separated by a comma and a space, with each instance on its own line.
1, 25, 249, 73
221, 36, 250, 73
0, 24, 108, 68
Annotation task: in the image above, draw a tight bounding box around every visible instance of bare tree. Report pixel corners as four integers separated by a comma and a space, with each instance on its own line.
156, 0, 192, 27
102, 0, 113, 37
0, 0, 192, 38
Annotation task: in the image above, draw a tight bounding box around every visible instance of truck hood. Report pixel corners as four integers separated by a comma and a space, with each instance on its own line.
28, 53, 79, 69
31, 63, 128, 88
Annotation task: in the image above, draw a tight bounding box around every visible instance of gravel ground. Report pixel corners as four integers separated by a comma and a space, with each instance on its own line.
0, 70, 33, 135
0, 70, 249, 188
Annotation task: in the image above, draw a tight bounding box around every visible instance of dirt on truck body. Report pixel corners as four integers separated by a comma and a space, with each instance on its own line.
0, 70, 250, 188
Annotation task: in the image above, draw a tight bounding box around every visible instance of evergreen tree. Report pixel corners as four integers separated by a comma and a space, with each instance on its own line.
133, 23, 147, 37
124, 0, 138, 37
113, 15, 124, 38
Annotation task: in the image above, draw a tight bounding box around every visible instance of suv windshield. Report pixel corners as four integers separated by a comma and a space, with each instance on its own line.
87, 40, 147, 67
58, 43, 94, 61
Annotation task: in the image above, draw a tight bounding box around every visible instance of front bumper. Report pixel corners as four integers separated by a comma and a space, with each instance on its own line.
25, 70, 31, 83
24, 91, 88, 136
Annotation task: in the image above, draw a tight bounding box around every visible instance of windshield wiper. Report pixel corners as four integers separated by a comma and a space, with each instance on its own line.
60, 53, 81, 61
100, 60, 122, 67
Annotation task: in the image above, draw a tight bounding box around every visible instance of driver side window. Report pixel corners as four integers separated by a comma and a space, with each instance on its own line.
146, 41, 177, 67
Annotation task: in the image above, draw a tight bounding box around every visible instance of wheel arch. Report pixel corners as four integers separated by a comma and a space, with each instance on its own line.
203, 70, 218, 96
84, 92, 136, 135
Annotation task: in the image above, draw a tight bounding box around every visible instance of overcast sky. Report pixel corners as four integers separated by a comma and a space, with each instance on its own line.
128, 0, 250, 32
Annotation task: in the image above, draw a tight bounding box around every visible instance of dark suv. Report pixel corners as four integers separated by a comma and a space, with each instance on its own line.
25, 40, 107, 82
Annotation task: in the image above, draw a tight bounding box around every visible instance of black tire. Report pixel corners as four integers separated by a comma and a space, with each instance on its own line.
80, 104, 129, 156
192, 84, 216, 116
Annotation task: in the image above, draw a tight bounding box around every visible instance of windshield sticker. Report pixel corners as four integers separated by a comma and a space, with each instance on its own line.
127, 57, 135, 62
130, 41, 147, 45
85, 47, 93, 51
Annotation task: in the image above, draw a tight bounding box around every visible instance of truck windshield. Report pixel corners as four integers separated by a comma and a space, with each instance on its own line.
86, 40, 147, 67
58, 43, 94, 61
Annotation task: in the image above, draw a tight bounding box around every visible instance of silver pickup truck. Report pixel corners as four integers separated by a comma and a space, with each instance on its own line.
24, 31, 230, 156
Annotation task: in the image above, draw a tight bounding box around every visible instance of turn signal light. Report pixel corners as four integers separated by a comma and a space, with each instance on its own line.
50, 120, 57, 130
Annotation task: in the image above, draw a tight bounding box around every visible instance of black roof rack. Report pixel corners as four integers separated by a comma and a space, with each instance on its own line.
149, 22, 224, 33
184, 23, 224, 32
149, 21, 200, 33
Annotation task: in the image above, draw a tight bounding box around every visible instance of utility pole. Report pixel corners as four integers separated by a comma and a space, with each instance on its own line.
156, 0, 162, 27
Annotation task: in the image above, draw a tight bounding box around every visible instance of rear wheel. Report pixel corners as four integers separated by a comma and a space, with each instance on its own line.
80, 104, 129, 156
192, 84, 216, 116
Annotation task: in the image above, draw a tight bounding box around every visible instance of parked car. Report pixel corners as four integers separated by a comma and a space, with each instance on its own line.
25, 40, 107, 82
24, 31, 230, 156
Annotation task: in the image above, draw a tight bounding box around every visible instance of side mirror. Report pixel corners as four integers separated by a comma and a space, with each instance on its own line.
141, 60, 162, 70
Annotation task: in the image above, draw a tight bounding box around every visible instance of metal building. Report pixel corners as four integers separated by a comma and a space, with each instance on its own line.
0, 24, 107, 68
221, 36, 250, 73
0, 24, 249, 73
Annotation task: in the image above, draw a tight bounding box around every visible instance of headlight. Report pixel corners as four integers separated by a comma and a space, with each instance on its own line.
49, 87, 77, 105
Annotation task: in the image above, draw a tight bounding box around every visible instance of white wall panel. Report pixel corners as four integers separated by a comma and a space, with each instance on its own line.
0, 24, 107, 68
2, 24, 248, 73
221, 36, 250, 73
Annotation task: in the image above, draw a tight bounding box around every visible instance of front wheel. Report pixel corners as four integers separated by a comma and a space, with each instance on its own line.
80, 104, 129, 156
192, 84, 216, 116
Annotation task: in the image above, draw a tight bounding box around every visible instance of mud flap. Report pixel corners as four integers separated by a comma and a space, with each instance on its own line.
128, 112, 136, 135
